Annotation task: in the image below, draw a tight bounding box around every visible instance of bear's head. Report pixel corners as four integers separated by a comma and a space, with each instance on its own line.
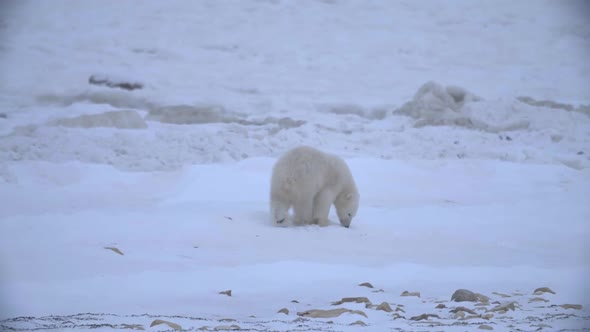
335, 191, 359, 228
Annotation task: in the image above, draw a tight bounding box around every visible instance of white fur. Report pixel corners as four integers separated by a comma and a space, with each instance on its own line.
270, 146, 359, 228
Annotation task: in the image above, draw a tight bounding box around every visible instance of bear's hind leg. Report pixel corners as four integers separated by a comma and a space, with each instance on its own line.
312, 189, 333, 227
270, 199, 290, 226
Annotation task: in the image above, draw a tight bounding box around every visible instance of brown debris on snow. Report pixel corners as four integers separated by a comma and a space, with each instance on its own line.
331, 297, 371, 305
359, 282, 374, 288
409, 313, 440, 321
89, 74, 143, 91
401, 290, 420, 297
533, 287, 556, 295
375, 302, 393, 312
297, 308, 368, 319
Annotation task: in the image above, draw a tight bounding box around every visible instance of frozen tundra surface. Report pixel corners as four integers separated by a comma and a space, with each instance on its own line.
1, 0, 589, 330
0, 159, 589, 331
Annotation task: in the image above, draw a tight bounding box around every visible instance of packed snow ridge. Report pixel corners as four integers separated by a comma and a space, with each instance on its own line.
0, 80, 588, 173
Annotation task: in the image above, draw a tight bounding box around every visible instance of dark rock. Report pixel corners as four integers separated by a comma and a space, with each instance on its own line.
533, 287, 556, 295
452, 289, 478, 302
450, 307, 477, 315
409, 313, 440, 321
89, 74, 143, 91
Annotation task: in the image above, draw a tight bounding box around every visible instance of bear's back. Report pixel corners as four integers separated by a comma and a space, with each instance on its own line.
271, 146, 332, 192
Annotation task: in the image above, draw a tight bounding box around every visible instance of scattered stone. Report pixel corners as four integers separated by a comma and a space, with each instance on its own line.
297, 308, 368, 319
104, 246, 124, 256
529, 297, 549, 303
451, 289, 478, 302
218, 290, 232, 297
150, 320, 181, 331
89, 74, 143, 91
479, 324, 494, 330
533, 287, 555, 295
401, 290, 420, 297
277, 308, 289, 315
435, 304, 446, 309
395, 306, 406, 313
533, 323, 552, 329
555, 304, 583, 310
453, 311, 465, 319
450, 307, 477, 315
476, 293, 490, 303
492, 292, 511, 298
409, 313, 441, 321
371, 289, 384, 293
481, 313, 494, 320
463, 315, 482, 320
349, 320, 367, 326
359, 282, 374, 288
218, 318, 235, 322
392, 313, 405, 320
488, 301, 517, 313
291, 300, 299, 303
332, 297, 371, 305
375, 302, 393, 312
475, 302, 489, 307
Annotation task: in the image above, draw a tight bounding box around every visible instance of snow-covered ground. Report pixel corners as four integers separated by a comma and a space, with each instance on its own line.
1, 0, 589, 331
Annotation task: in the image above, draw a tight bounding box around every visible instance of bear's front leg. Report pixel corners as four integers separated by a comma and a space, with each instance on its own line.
270, 199, 290, 225
292, 196, 314, 225
312, 189, 333, 227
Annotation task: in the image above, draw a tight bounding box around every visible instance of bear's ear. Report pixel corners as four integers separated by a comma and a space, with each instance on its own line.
345, 193, 353, 200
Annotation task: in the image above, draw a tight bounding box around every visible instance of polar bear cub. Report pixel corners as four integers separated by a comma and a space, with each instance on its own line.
270, 145, 360, 228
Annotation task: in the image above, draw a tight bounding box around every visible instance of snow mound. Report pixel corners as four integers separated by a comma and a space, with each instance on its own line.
146, 104, 247, 125
396, 81, 534, 133
38, 90, 153, 110
146, 105, 307, 130
396, 81, 480, 123
320, 104, 389, 120
51, 110, 147, 129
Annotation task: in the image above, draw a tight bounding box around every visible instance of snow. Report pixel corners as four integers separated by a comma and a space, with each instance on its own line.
1, 0, 589, 331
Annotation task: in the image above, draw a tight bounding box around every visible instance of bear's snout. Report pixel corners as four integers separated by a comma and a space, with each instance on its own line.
340, 218, 352, 228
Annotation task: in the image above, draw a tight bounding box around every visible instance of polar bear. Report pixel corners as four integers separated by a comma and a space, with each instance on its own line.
270, 146, 360, 228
